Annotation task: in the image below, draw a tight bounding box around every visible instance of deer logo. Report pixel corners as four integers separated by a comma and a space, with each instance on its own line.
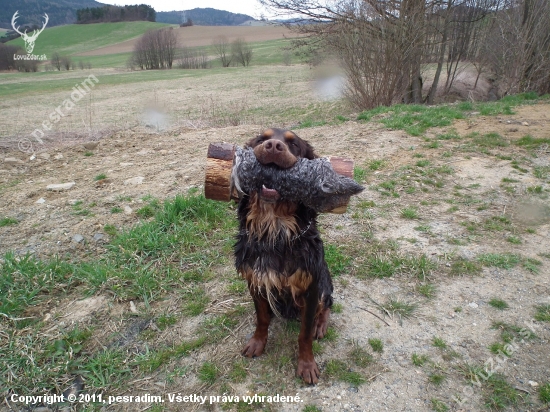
11, 11, 49, 54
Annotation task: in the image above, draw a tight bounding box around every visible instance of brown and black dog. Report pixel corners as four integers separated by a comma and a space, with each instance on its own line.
234, 128, 333, 384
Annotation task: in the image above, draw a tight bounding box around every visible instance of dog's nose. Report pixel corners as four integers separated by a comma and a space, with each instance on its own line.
264, 139, 285, 154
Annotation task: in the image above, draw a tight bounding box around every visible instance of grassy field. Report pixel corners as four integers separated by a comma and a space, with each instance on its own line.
7, 21, 170, 56
1, 23, 550, 412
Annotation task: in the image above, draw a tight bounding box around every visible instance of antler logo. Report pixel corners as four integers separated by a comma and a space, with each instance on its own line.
11, 11, 49, 54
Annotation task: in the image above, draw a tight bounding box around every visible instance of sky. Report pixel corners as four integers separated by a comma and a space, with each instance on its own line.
99, 0, 273, 18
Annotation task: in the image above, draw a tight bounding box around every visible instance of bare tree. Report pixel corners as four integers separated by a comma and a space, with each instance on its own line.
176, 46, 210, 69
260, 0, 550, 109
61, 56, 72, 70
212, 35, 232, 67
131, 27, 178, 70
231, 38, 253, 66
51, 52, 62, 71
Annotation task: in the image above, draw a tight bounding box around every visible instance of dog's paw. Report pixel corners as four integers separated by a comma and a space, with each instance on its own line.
241, 337, 266, 358
297, 359, 320, 385
314, 308, 330, 339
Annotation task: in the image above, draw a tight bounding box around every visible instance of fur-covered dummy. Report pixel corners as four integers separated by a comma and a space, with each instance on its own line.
231, 146, 364, 212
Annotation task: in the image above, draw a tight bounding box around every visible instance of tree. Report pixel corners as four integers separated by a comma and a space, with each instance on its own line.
212, 35, 232, 67
259, 0, 549, 109
231, 38, 253, 67
51, 52, 62, 71
131, 28, 178, 70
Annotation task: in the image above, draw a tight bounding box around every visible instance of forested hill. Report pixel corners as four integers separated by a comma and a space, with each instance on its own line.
157, 8, 255, 26
0, 0, 103, 28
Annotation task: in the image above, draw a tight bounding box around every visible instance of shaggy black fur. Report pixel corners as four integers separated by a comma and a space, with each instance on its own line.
234, 201, 334, 319
233, 128, 350, 384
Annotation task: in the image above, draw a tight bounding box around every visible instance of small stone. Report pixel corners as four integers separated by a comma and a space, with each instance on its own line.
124, 176, 144, 185
93, 233, 105, 242
68, 199, 80, 205
159, 150, 168, 155
38, 152, 50, 160
136, 149, 149, 156
528, 380, 538, 387
54, 153, 64, 160
468, 302, 478, 308
72, 234, 84, 243
47, 182, 75, 191
119, 162, 134, 167
83, 142, 99, 150
522, 121, 529, 126
124, 205, 133, 214
36, 198, 46, 204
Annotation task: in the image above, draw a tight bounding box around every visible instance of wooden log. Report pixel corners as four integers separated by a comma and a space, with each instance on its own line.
204, 142, 357, 213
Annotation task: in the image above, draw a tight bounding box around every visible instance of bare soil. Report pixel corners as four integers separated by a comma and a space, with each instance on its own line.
1, 99, 549, 411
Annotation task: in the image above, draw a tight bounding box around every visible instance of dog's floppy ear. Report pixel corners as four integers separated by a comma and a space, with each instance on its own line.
300, 139, 316, 160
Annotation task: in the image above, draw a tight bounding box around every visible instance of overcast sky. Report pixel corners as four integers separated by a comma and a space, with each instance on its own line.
99, 0, 273, 18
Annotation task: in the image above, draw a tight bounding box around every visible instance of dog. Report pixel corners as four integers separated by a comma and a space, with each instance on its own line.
234, 128, 334, 384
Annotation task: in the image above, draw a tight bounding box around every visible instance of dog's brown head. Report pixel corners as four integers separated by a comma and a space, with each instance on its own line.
246, 128, 315, 202
247, 128, 316, 168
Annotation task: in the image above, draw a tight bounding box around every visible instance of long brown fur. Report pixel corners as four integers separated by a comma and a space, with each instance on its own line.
245, 192, 299, 243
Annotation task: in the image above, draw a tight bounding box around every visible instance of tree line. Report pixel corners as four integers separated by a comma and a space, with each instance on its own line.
260, 0, 550, 109
128, 28, 253, 70
76, 5, 156, 24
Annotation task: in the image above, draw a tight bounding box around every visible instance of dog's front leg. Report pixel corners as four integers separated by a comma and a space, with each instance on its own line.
242, 288, 271, 358
297, 281, 320, 384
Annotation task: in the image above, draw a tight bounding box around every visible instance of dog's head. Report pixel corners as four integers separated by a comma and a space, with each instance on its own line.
245, 128, 315, 202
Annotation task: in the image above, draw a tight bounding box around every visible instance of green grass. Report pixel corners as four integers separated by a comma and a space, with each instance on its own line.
483, 374, 519, 410
8, 21, 170, 56
229, 360, 248, 383
539, 382, 550, 404
354, 166, 367, 183
516, 135, 550, 148
412, 353, 429, 366
348, 346, 374, 367
0, 217, 18, 227
477, 253, 521, 269
94, 173, 107, 181
417, 283, 436, 299
467, 132, 508, 148
324, 244, 351, 277
368, 159, 386, 170
368, 338, 384, 353
534, 304, 550, 322
450, 257, 482, 276
355, 94, 542, 136
381, 297, 418, 320
325, 359, 366, 385
303, 406, 322, 412
431, 398, 449, 412
401, 207, 419, 219
358, 104, 465, 136
432, 337, 447, 349
0, 194, 234, 317
488, 298, 509, 310
489, 342, 512, 356
428, 373, 445, 385
197, 361, 218, 385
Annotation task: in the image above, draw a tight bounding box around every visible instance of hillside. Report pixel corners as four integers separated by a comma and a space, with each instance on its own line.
0, 0, 104, 28
76, 24, 293, 57
7, 21, 169, 56
157, 8, 255, 26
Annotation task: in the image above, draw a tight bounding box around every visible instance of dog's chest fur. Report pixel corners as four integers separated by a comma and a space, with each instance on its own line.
236, 193, 314, 303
